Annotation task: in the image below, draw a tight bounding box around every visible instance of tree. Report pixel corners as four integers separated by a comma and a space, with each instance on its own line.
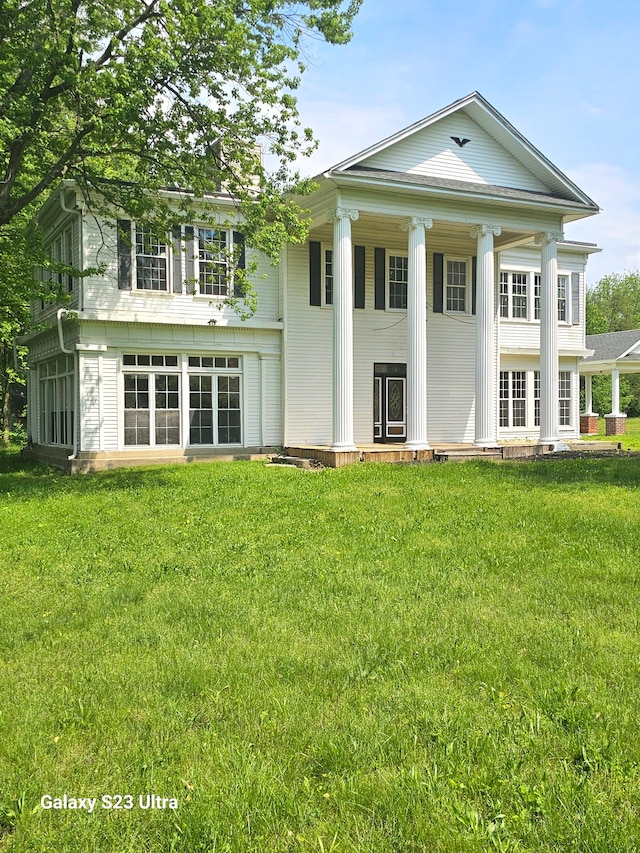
0, 0, 362, 442
586, 270, 640, 416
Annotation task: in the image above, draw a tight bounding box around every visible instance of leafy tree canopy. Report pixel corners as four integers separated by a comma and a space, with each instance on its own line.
0, 0, 361, 440
0, 0, 361, 248
586, 270, 640, 416
586, 270, 640, 334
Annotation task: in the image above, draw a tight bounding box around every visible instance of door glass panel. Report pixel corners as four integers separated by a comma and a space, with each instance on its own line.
373, 377, 382, 439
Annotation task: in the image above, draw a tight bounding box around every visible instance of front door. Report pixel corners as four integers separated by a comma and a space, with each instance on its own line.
374, 364, 406, 442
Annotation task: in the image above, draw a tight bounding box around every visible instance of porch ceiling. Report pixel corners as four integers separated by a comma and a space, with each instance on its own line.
309, 211, 533, 253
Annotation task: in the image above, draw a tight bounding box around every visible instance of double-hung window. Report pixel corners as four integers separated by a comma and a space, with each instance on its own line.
557, 275, 568, 322
389, 255, 408, 309
198, 229, 228, 296
559, 371, 571, 426
533, 273, 569, 321
499, 371, 526, 428
135, 227, 168, 291
324, 249, 334, 305
500, 272, 528, 319
446, 260, 467, 312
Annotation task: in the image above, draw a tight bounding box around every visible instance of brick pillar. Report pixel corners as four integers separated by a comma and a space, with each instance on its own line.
605, 415, 626, 436
580, 414, 599, 435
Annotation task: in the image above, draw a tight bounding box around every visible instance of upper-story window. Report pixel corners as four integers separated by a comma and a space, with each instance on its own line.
557, 275, 568, 322
500, 272, 528, 319
389, 255, 408, 309
446, 259, 467, 313
198, 229, 228, 296
118, 220, 245, 295
533, 274, 570, 322
135, 227, 168, 291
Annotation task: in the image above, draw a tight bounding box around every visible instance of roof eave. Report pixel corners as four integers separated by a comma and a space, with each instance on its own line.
324, 170, 600, 219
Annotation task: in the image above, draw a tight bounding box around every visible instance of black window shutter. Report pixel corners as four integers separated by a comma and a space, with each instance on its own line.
571, 272, 580, 325
354, 245, 365, 309
433, 252, 444, 313
171, 225, 182, 293
117, 219, 132, 290
233, 231, 246, 296
374, 247, 385, 310
309, 241, 321, 306
184, 226, 195, 288
471, 256, 477, 315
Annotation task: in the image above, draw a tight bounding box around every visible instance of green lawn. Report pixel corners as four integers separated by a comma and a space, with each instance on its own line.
583, 415, 640, 450
1, 449, 639, 852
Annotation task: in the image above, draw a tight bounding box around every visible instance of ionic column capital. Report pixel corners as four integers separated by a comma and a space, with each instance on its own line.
470, 224, 502, 239
401, 216, 433, 232
534, 230, 564, 246
328, 207, 359, 223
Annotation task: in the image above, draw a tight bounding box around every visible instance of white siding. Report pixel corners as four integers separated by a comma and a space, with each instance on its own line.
101, 353, 119, 450
79, 354, 101, 451
360, 113, 551, 193
81, 217, 280, 328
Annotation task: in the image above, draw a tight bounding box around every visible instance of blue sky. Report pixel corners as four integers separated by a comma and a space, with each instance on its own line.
290, 0, 640, 284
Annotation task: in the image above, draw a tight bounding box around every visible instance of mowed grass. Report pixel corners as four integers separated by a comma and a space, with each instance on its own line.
1, 450, 639, 853
583, 415, 640, 450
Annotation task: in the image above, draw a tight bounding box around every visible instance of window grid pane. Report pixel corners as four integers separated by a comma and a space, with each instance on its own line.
325, 249, 333, 305
558, 275, 567, 322
559, 370, 571, 426
534, 274, 541, 320
512, 371, 526, 427
446, 260, 466, 312
388, 256, 408, 309
136, 227, 167, 291
217, 375, 241, 444
155, 374, 180, 445
534, 371, 541, 427
199, 229, 227, 296
189, 375, 214, 444
500, 272, 509, 318
512, 273, 528, 319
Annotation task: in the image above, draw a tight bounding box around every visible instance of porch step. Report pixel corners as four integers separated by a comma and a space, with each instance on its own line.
269, 455, 321, 469
435, 450, 503, 463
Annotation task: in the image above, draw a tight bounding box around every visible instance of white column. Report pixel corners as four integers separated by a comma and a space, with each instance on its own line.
611, 369, 621, 416
584, 374, 594, 414
329, 207, 359, 451
537, 230, 563, 445
402, 216, 433, 450
471, 224, 501, 446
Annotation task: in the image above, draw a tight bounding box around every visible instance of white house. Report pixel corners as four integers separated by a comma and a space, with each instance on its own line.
23, 92, 601, 472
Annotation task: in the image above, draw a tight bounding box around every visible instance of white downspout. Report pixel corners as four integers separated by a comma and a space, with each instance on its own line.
57, 308, 79, 461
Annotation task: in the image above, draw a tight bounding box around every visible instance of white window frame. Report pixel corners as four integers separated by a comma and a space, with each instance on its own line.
193, 227, 243, 299
559, 370, 572, 427
445, 257, 469, 314
499, 370, 527, 429
38, 355, 75, 446
187, 355, 243, 446
500, 271, 529, 320
135, 226, 169, 292
321, 245, 334, 307
122, 354, 182, 447
388, 254, 408, 311
533, 272, 571, 323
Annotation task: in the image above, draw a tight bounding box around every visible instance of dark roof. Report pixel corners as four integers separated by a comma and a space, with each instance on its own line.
584, 330, 640, 362
333, 166, 599, 211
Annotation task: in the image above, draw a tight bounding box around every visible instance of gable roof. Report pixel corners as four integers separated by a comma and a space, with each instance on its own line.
325, 92, 599, 216
583, 330, 640, 364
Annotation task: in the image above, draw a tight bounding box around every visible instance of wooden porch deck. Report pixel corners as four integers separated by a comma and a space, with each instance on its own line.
283, 440, 622, 468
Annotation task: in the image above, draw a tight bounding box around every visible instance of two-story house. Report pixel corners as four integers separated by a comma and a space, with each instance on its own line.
23, 92, 601, 471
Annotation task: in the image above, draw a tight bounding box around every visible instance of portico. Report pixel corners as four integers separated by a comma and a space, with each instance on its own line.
324, 203, 574, 452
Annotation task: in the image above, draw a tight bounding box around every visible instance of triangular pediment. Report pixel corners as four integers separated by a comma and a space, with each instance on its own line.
328, 93, 597, 208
